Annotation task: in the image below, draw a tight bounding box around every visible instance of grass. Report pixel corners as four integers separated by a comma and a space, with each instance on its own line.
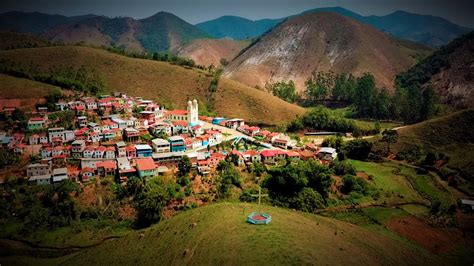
0, 46, 305, 125
380, 109, 474, 193
8, 202, 444, 265
350, 160, 425, 204
0, 73, 57, 99
396, 164, 454, 209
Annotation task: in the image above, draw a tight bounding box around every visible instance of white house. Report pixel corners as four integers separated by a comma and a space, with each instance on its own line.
318, 147, 338, 161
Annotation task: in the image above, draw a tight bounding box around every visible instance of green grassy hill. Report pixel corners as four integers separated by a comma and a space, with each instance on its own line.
385, 109, 474, 191
1, 202, 441, 265
0, 45, 305, 125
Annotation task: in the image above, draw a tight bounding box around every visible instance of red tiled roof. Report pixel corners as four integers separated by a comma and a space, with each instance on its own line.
244, 150, 259, 156
96, 161, 117, 169
168, 109, 187, 115
286, 151, 300, 157
135, 158, 156, 171
172, 120, 188, 127
29, 117, 45, 122
81, 167, 94, 173
260, 149, 285, 157
126, 145, 136, 151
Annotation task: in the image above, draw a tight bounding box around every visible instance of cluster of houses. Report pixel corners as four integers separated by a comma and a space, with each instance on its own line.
1, 93, 337, 185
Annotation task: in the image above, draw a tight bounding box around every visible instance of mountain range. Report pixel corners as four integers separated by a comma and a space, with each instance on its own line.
196, 7, 471, 47
223, 12, 432, 91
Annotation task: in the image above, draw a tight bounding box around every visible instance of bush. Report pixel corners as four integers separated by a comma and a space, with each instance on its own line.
343, 139, 373, 160
290, 188, 324, 213
332, 160, 356, 176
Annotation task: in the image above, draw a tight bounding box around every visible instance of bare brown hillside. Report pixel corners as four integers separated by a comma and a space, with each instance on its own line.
224, 12, 431, 92
177, 38, 249, 67
0, 46, 304, 124
427, 35, 474, 107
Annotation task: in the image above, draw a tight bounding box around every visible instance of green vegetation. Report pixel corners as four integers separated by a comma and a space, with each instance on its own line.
303, 71, 437, 124
396, 31, 474, 94
267, 80, 298, 103
0, 59, 106, 95
4, 202, 442, 265
263, 160, 332, 210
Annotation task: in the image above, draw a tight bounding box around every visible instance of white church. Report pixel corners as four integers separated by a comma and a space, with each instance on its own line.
166, 99, 200, 126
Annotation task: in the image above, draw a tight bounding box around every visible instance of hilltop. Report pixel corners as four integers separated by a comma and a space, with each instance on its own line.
0, 31, 51, 50
2, 202, 442, 265
177, 38, 249, 67
42, 12, 209, 53
397, 31, 474, 108
197, 7, 471, 47
196, 16, 282, 40
223, 12, 432, 92
0, 45, 304, 125
0, 11, 96, 33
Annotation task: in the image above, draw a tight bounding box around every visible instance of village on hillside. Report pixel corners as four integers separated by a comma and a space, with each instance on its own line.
0, 93, 338, 186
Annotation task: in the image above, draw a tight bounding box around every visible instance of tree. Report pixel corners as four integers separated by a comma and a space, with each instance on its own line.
134, 182, 170, 227
178, 156, 192, 177
269, 81, 298, 103
217, 162, 242, 198
0, 148, 20, 168
381, 129, 398, 154
343, 139, 373, 160
291, 187, 324, 213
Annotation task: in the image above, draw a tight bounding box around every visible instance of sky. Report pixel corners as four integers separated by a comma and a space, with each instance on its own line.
1, 0, 473, 28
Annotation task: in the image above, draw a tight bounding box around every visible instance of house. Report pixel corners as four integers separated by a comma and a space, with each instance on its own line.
81, 167, 95, 181
83, 146, 95, 158
167, 109, 188, 122
151, 138, 170, 153
48, 127, 65, 142
13, 143, 27, 154
152, 151, 185, 163
77, 116, 88, 127
208, 152, 226, 168
286, 151, 301, 161
111, 117, 128, 129
39, 134, 49, 144
298, 150, 316, 161
84, 98, 98, 110
140, 111, 156, 124
317, 147, 337, 161
94, 146, 106, 158
40, 146, 52, 158
104, 146, 116, 159
272, 135, 297, 150
260, 150, 286, 164
169, 136, 186, 152
126, 145, 136, 158
88, 132, 101, 143
88, 122, 101, 133
71, 140, 86, 158
171, 120, 189, 134
207, 130, 223, 146
135, 158, 157, 178
135, 144, 153, 157
96, 161, 117, 176
64, 130, 75, 142
27, 163, 51, 177
52, 168, 68, 183
225, 118, 244, 129
28, 117, 47, 130
102, 130, 115, 142
37, 106, 48, 115
197, 160, 210, 175
151, 122, 172, 136
115, 141, 127, 157
124, 128, 140, 142
230, 150, 245, 166
29, 174, 51, 185
29, 134, 40, 145
243, 150, 261, 163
